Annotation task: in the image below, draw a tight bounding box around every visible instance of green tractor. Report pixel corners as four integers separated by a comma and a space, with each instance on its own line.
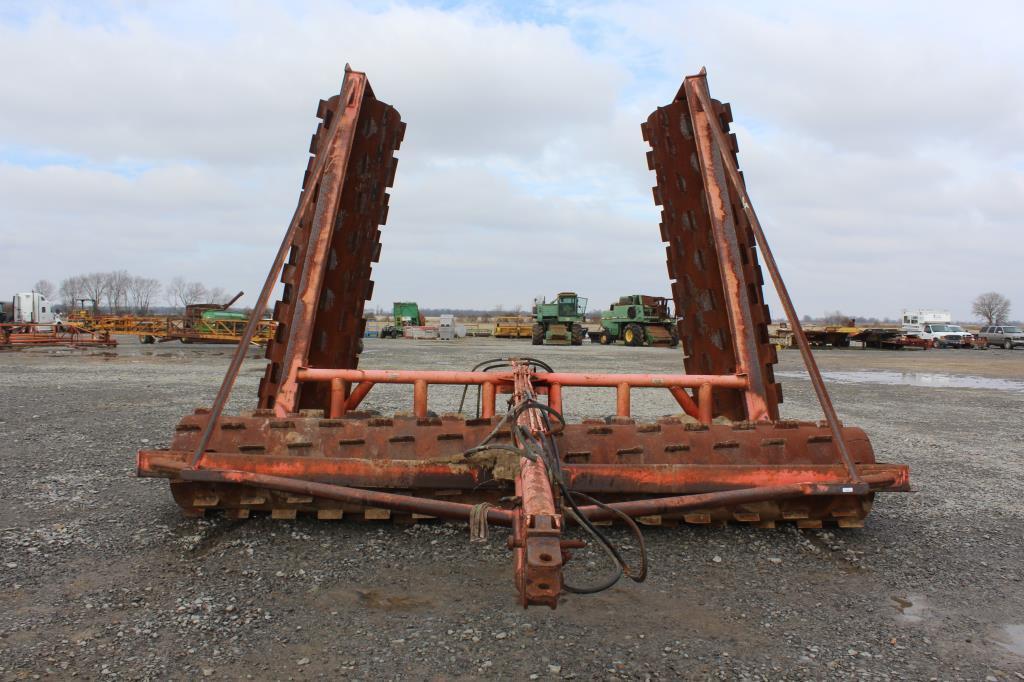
532, 292, 587, 346
381, 301, 424, 339
598, 294, 679, 347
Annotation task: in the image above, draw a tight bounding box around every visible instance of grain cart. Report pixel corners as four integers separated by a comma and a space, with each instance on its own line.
138, 66, 910, 609
531, 292, 587, 345
599, 294, 679, 347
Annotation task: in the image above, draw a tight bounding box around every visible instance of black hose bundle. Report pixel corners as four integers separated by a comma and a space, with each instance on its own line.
460, 358, 647, 595
457, 357, 554, 417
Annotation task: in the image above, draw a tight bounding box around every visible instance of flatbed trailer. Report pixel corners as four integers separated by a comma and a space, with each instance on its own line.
850, 328, 931, 350
0, 322, 116, 349
771, 325, 859, 349
66, 313, 276, 345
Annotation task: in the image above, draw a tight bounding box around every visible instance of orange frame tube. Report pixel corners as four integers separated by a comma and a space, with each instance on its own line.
698, 383, 714, 425
297, 367, 747, 390
300, 367, 747, 422
616, 383, 631, 417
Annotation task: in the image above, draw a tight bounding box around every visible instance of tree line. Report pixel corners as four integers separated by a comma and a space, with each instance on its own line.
801, 292, 1013, 326
27, 278, 1015, 324
30, 273, 234, 315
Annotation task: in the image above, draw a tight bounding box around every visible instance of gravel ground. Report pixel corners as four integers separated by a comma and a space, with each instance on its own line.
1, 337, 1022, 680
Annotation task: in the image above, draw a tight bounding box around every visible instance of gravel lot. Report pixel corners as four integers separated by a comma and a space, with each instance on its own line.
1, 337, 1023, 680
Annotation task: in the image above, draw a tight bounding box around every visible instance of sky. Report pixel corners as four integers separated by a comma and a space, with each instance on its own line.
1, 0, 1021, 321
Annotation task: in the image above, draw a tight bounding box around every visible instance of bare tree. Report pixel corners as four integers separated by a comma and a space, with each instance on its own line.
59, 275, 85, 309
166, 276, 207, 309
207, 287, 229, 305
80, 273, 108, 314
822, 310, 854, 326
972, 292, 1011, 325
126, 276, 162, 315
184, 281, 208, 306
166, 277, 186, 309
33, 279, 55, 299
102, 270, 130, 313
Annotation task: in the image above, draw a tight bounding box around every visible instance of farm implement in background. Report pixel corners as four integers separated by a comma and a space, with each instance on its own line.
138, 66, 910, 608
379, 302, 425, 339
596, 294, 679, 347
493, 316, 534, 339
68, 292, 276, 345
531, 292, 587, 346
0, 322, 116, 349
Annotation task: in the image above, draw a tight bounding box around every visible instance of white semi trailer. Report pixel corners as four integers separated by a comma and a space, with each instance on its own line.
9, 292, 58, 325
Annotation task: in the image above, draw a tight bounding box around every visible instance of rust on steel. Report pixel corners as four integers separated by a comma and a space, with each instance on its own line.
296, 367, 746, 422
296, 367, 749, 388
681, 69, 863, 483
0, 323, 116, 349
140, 406, 908, 524
141, 444, 909, 495
509, 361, 564, 608
642, 74, 780, 422
146, 456, 905, 524
144, 411, 904, 487
145, 456, 899, 528
185, 66, 403, 468
258, 67, 405, 415
139, 66, 911, 608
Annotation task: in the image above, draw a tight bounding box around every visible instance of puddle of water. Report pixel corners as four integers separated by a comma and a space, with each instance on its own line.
997, 624, 1024, 657
777, 370, 1024, 393
891, 594, 928, 623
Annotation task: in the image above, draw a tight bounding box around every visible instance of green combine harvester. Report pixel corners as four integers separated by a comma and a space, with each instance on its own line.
531, 292, 587, 345
598, 294, 679, 347
381, 301, 424, 339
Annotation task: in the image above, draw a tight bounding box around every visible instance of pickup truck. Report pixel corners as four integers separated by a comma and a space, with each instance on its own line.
976, 325, 1024, 349
909, 322, 974, 348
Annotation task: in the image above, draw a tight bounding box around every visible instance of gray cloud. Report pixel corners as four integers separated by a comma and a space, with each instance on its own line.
0, 4, 622, 165
1, 1, 1020, 322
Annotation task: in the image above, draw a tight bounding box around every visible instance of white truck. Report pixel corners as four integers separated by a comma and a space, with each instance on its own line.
9, 292, 58, 325
900, 309, 973, 348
